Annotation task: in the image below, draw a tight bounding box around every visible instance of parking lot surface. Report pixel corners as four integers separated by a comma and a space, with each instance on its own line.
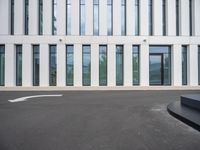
0, 90, 200, 150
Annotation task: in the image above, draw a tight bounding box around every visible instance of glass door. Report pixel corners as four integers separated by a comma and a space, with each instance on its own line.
149, 54, 163, 85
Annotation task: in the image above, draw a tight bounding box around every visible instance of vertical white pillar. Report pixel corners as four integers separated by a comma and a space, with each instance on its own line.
14, 0, 24, 35
99, 0, 107, 36
71, 0, 79, 35
86, 0, 93, 35
172, 45, 182, 86
108, 44, 116, 86
22, 44, 32, 86
57, 0, 66, 35
127, 0, 134, 36
194, 0, 200, 36
74, 44, 82, 86
140, 0, 148, 35
0, 0, 9, 34
153, 0, 162, 35
188, 45, 198, 86
91, 44, 99, 86
29, 0, 38, 35
180, 0, 189, 36
124, 44, 132, 86
140, 44, 149, 86
57, 44, 66, 86
113, 0, 121, 35
5, 44, 15, 87
166, 0, 176, 36
40, 44, 49, 86
43, 0, 52, 35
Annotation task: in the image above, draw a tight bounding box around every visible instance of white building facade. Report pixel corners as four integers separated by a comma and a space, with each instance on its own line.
0, 0, 200, 87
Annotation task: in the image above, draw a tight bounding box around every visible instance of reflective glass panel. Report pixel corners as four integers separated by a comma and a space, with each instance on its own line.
33, 45, 40, 86
25, 0, 29, 35
66, 45, 74, 86
0, 45, 5, 86
66, 0, 71, 35
132, 46, 139, 85
16, 45, 22, 86
93, 0, 99, 35
52, 0, 57, 35
83, 45, 91, 86
121, 0, 126, 35
39, 0, 43, 35
99, 45, 107, 86
107, 0, 113, 35
182, 46, 187, 85
116, 45, 123, 86
135, 0, 139, 35
49, 45, 57, 86
80, 0, 86, 35
149, 46, 171, 85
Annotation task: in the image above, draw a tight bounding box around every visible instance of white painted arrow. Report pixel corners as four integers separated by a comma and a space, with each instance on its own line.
8, 94, 63, 103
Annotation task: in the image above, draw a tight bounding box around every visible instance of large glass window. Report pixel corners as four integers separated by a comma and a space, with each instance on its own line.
80, 0, 86, 35
52, 0, 57, 35
66, 45, 74, 86
162, 0, 166, 36
135, 0, 139, 35
49, 45, 57, 86
0, 45, 5, 86
149, 46, 171, 85
182, 46, 187, 85
116, 45, 123, 86
39, 0, 43, 35
132, 46, 140, 85
189, 0, 193, 36
198, 46, 200, 85
11, 0, 14, 35
149, 0, 153, 35
33, 45, 40, 86
176, 0, 179, 36
93, 0, 99, 35
107, 0, 113, 36
16, 45, 22, 86
99, 45, 107, 86
25, 0, 29, 35
66, 0, 71, 35
121, 0, 126, 35
82, 45, 91, 86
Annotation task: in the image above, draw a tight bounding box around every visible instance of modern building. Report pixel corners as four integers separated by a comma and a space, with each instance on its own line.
0, 0, 200, 87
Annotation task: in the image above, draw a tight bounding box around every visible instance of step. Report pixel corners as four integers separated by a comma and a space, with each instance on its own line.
181, 94, 200, 111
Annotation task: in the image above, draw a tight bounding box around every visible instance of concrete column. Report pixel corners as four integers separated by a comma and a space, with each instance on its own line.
91, 44, 99, 86
124, 44, 132, 86
74, 44, 82, 86
194, 0, 200, 36
29, 0, 38, 35
153, 0, 162, 35
86, 0, 93, 35
140, 44, 149, 86
5, 44, 15, 87
188, 45, 198, 86
40, 44, 49, 86
127, 0, 134, 36
107, 44, 116, 86
71, 0, 79, 35
0, 0, 9, 34
113, 0, 121, 36
57, 0, 66, 35
57, 44, 66, 86
180, 0, 189, 36
140, 0, 148, 35
166, 0, 176, 36
14, 0, 24, 35
99, 0, 107, 36
22, 44, 32, 86
43, 0, 52, 35
172, 45, 182, 86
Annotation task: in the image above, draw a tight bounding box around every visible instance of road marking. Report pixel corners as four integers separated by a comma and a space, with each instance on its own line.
8, 94, 63, 103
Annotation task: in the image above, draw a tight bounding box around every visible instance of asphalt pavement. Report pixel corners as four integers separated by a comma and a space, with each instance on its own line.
0, 90, 200, 150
